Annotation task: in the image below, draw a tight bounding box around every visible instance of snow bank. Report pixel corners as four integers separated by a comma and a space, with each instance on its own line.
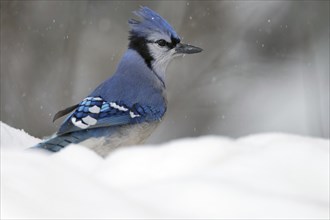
1, 121, 329, 219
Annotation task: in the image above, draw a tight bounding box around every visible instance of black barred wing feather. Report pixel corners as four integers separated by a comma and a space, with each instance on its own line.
57, 96, 142, 135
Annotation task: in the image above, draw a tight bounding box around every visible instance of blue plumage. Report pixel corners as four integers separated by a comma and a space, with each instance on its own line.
33, 7, 202, 157
129, 6, 180, 40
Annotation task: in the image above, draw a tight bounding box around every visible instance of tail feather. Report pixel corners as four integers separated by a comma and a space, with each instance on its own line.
31, 127, 112, 153
32, 133, 82, 152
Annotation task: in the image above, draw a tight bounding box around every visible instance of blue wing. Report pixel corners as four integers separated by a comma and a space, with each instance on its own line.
58, 96, 142, 135
57, 96, 165, 135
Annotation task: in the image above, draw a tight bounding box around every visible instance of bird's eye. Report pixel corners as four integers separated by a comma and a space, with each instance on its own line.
156, 39, 167, 47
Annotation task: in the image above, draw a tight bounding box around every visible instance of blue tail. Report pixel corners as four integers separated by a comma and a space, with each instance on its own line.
31, 127, 114, 153
32, 133, 85, 152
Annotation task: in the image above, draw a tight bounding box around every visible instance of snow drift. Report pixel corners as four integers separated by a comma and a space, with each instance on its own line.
1, 121, 329, 219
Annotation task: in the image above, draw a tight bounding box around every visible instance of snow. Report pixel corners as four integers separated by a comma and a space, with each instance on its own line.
1, 121, 329, 219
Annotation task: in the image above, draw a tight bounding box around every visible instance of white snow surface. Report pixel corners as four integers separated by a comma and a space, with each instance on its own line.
1, 121, 329, 219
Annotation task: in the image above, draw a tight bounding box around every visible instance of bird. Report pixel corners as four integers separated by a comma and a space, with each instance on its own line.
33, 6, 202, 157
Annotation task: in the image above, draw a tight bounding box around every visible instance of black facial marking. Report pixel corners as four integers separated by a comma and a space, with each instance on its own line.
171, 37, 180, 45
158, 36, 181, 49
128, 32, 154, 69
155, 39, 167, 47
146, 36, 181, 50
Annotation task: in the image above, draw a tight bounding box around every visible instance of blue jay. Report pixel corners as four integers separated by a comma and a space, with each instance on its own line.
34, 7, 202, 157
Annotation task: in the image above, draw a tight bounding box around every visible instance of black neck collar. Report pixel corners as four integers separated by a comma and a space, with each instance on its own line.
128, 35, 153, 69
128, 34, 165, 88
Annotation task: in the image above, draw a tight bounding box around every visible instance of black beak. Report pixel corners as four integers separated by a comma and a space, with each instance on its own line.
175, 43, 203, 54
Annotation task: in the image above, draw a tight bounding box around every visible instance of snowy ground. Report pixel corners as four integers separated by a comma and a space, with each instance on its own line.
1, 121, 329, 219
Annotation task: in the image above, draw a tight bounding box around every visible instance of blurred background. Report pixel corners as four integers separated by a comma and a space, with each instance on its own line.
1, 1, 329, 143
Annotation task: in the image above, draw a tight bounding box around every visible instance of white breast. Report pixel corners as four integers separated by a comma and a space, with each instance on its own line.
79, 122, 160, 157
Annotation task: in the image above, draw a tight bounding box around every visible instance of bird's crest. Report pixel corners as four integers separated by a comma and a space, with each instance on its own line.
129, 6, 180, 40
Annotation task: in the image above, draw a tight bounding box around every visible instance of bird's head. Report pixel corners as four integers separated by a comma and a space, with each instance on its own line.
128, 7, 202, 77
